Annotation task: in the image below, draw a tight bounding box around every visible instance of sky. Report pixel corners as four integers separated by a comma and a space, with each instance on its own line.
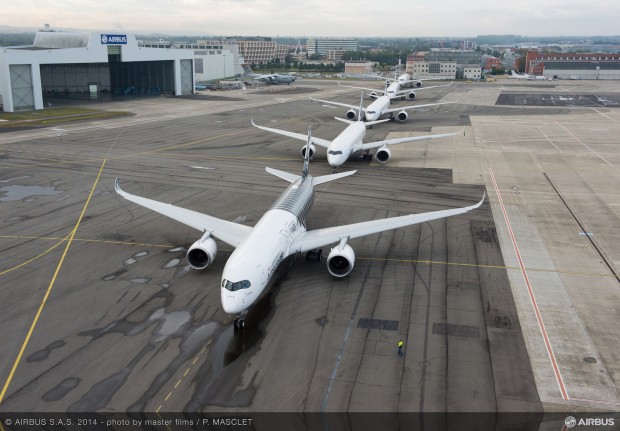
2, 0, 620, 38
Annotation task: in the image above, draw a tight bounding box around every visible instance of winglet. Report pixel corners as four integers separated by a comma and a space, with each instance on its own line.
114, 177, 126, 197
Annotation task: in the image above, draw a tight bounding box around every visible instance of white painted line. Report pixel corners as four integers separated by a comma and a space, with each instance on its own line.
489, 167, 569, 401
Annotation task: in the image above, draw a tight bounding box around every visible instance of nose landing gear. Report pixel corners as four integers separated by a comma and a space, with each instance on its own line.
234, 310, 248, 331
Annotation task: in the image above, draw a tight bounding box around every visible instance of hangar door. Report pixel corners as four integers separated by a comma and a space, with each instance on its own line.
108, 53, 174, 96
10, 64, 34, 111
180, 59, 193, 95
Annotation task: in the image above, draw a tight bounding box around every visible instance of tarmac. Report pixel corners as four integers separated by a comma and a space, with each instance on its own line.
0, 77, 619, 424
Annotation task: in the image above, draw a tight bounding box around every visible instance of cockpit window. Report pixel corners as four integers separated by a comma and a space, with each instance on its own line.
222, 279, 251, 291
328, 150, 342, 155
368, 110, 376, 114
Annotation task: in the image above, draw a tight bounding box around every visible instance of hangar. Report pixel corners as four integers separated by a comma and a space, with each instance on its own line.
0, 31, 194, 112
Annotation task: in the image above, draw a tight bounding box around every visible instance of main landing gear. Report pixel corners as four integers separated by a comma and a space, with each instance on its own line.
306, 249, 323, 262
362, 151, 373, 161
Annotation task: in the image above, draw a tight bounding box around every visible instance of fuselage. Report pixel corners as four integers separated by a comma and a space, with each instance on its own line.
365, 96, 391, 121
220, 176, 314, 315
326, 122, 367, 167
386, 81, 402, 98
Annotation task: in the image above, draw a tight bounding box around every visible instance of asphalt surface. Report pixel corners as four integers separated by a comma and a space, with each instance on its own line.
5, 78, 609, 420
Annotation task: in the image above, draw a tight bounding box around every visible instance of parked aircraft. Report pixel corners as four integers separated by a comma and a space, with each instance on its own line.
510, 70, 545, 80
114, 137, 484, 329
340, 79, 453, 101
242, 65, 296, 85
310, 91, 457, 123
251, 113, 463, 167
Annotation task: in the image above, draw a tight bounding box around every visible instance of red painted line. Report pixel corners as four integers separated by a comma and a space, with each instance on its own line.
489, 168, 569, 401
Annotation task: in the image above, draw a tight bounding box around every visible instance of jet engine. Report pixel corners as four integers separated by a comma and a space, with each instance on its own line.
346, 109, 357, 120
397, 111, 408, 122
327, 243, 355, 277
301, 143, 316, 159
414, 80, 423, 88
375, 147, 391, 163
408, 91, 417, 100
369, 92, 378, 100
187, 233, 217, 270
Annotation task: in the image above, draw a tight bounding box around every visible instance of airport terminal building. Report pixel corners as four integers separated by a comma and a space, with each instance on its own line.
0, 31, 195, 112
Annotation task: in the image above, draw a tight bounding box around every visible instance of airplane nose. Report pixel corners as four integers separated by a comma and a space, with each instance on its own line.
221, 291, 244, 314
327, 154, 345, 168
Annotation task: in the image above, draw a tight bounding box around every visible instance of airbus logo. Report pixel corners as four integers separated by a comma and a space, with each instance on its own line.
565, 416, 615, 427
100, 34, 127, 45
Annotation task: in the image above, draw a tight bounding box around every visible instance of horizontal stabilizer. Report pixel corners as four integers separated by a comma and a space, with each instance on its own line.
333, 117, 390, 127
266, 167, 301, 183
312, 169, 356, 186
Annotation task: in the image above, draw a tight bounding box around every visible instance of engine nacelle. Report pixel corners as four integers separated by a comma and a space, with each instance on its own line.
415, 80, 423, 88
300, 143, 316, 159
187, 234, 217, 270
369, 91, 378, 100
346, 109, 357, 120
397, 111, 408, 122
375, 147, 391, 163
408, 91, 416, 100
327, 244, 355, 277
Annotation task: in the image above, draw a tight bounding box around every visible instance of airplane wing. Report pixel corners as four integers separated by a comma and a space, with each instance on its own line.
358, 130, 464, 151
336, 82, 382, 94
114, 179, 252, 248
251, 119, 332, 148
383, 100, 457, 114
309, 96, 366, 114
290, 193, 486, 253
394, 82, 453, 96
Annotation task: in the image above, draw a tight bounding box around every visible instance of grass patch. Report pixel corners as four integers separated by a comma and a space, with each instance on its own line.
0, 107, 132, 128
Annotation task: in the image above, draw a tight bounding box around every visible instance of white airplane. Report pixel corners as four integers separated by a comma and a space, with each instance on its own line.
509, 70, 545, 80
251, 112, 463, 167
310, 91, 457, 123
114, 137, 485, 329
340, 79, 453, 101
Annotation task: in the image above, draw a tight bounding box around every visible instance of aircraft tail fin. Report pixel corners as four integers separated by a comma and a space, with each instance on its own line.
302, 127, 311, 177
357, 92, 365, 122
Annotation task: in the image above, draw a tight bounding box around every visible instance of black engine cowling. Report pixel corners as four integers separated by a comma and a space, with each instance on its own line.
300, 143, 316, 159
327, 244, 355, 277
376, 147, 391, 163
187, 234, 217, 270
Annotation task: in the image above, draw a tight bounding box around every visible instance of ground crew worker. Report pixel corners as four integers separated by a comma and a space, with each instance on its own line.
398, 339, 404, 356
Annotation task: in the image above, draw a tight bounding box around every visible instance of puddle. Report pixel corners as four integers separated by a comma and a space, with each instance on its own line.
42, 377, 81, 402
173, 265, 192, 279
162, 258, 180, 269
0, 185, 62, 201
27, 340, 66, 362
232, 215, 247, 223
129, 277, 151, 284
101, 268, 128, 281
